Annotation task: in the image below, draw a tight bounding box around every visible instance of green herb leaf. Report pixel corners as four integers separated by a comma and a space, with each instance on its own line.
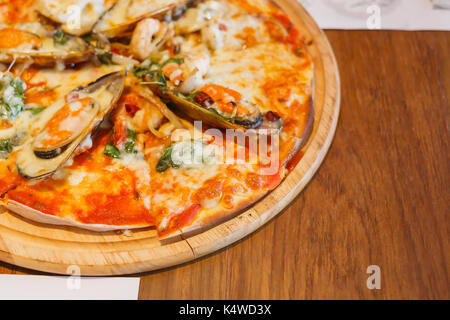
28, 106, 46, 115
127, 128, 137, 141
97, 51, 115, 65
0, 138, 12, 152
160, 57, 184, 68
104, 144, 121, 159
0, 74, 27, 120
53, 30, 68, 45
0, 138, 13, 159
11, 79, 25, 98
132, 60, 168, 87
156, 145, 176, 172
132, 61, 158, 78
82, 33, 95, 42
124, 129, 138, 154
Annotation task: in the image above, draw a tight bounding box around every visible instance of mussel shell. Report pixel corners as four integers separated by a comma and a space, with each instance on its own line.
34, 0, 114, 36
93, 0, 187, 38
16, 71, 126, 179
32, 98, 99, 152
34, 145, 69, 160
164, 90, 243, 129
234, 114, 263, 129
154, 86, 262, 130
0, 24, 93, 66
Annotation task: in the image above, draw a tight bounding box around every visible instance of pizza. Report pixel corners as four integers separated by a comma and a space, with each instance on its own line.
0, 0, 313, 240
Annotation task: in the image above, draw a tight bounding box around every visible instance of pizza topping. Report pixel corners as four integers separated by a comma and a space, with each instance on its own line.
156, 140, 218, 172
0, 28, 41, 50
104, 128, 138, 159
33, 97, 98, 152
191, 84, 263, 129
0, 138, 14, 159
175, 1, 226, 34
130, 18, 171, 61
16, 71, 125, 179
0, 23, 93, 67
258, 111, 283, 131
93, 0, 188, 39
0, 72, 27, 121
35, 0, 111, 36
53, 29, 68, 46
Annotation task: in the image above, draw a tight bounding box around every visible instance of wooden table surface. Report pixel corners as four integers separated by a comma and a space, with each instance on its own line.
1, 30, 448, 300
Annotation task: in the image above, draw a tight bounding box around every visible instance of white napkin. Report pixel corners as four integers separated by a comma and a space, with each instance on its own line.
0, 275, 140, 300
298, 0, 450, 30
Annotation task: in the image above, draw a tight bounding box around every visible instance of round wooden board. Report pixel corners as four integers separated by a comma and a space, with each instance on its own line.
0, 0, 340, 276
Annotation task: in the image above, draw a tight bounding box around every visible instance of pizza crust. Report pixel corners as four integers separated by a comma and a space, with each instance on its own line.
178, 191, 269, 240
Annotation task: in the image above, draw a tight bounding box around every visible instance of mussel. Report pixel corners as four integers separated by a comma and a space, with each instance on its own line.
35, 0, 114, 36
166, 89, 263, 129
93, 0, 189, 38
0, 23, 93, 66
141, 74, 263, 129
16, 71, 125, 179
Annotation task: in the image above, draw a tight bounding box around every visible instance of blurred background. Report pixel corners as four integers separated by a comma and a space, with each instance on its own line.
298, 0, 450, 30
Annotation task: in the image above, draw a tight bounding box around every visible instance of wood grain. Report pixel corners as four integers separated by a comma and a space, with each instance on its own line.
1, 13, 449, 301
137, 30, 450, 299
0, 0, 340, 276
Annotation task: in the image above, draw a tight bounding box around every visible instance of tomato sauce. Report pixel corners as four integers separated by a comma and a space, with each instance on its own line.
0, 0, 35, 23
78, 192, 154, 226
159, 204, 201, 238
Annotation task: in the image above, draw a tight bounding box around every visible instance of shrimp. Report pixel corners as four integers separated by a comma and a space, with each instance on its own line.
130, 18, 171, 60
161, 48, 211, 94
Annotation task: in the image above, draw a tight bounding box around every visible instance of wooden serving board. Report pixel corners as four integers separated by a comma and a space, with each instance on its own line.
0, 0, 340, 276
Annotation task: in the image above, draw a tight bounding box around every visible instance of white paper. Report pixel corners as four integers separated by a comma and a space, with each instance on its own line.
298, 0, 450, 30
0, 275, 140, 300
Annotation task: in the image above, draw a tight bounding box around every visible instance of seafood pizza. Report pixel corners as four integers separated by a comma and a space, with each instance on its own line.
0, 0, 313, 240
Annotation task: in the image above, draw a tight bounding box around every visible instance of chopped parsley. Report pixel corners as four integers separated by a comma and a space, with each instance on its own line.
104, 129, 138, 159
0, 138, 14, 159
0, 72, 27, 120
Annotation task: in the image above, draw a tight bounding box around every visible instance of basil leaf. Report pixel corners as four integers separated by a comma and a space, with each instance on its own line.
156, 145, 177, 172
104, 144, 121, 159
53, 30, 68, 45
28, 106, 46, 115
